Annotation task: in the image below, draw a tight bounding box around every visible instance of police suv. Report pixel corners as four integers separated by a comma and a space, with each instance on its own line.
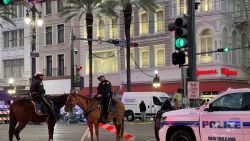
158, 88, 250, 141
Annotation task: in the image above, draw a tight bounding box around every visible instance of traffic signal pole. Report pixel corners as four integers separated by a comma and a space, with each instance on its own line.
187, 0, 197, 82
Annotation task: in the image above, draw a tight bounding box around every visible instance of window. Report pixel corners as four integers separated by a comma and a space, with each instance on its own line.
241, 93, 250, 110
45, 26, 52, 45
200, 0, 212, 12
200, 29, 213, 63
57, 24, 64, 43
46, 2, 52, 15
4, 59, 24, 78
46, 56, 52, 76
19, 29, 24, 47
178, 0, 187, 15
130, 15, 134, 36
211, 93, 243, 111
58, 54, 64, 76
98, 19, 105, 38
57, 0, 64, 13
155, 10, 164, 33
18, 5, 24, 18
140, 12, 148, 35
110, 18, 118, 38
155, 47, 165, 66
86, 50, 118, 74
11, 31, 17, 47
153, 96, 162, 106
139, 48, 149, 68
3, 32, 9, 48
10, 5, 17, 18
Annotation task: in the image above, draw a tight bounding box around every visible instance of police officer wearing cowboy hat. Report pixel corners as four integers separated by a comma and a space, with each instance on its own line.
30, 72, 59, 120
96, 74, 113, 123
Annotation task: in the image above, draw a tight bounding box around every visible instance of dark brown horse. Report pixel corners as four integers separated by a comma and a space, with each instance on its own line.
65, 91, 125, 141
9, 94, 69, 141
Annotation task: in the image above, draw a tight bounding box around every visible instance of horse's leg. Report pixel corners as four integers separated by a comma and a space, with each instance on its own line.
48, 120, 56, 141
88, 123, 94, 141
14, 121, 28, 141
8, 113, 17, 141
113, 118, 121, 141
94, 123, 99, 141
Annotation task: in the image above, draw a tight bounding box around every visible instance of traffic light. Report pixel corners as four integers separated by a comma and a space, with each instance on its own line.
0, 0, 13, 5
172, 51, 186, 65
175, 17, 188, 49
217, 47, 230, 52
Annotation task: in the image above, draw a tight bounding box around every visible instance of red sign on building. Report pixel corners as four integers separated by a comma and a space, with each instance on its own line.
221, 68, 237, 76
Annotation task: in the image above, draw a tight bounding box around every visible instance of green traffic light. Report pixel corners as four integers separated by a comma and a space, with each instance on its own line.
175, 38, 187, 48
3, 0, 10, 4
223, 47, 229, 52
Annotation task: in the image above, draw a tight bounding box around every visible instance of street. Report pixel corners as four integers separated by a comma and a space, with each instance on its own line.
0, 121, 156, 141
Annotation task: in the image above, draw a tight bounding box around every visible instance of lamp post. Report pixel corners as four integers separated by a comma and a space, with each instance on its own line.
25, 3, 43, 77
8, 78, 16, 97
153, 70, 161, 90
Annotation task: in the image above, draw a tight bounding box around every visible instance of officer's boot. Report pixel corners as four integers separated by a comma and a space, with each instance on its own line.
100, 107, 108, 123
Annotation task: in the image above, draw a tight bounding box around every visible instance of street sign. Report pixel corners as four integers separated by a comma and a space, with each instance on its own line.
187, 81, 200, 99
30, 52, 39, 58
119, 40, 126, 47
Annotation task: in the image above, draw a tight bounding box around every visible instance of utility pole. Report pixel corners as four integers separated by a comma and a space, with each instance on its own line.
187, 0, 197, 82
70, 30, 75, 90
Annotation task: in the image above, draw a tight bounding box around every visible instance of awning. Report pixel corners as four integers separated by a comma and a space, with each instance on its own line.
0, 91, 12, 100
80, 81, 250, 95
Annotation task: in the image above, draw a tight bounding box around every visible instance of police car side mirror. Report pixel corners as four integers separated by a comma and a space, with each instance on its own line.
204, 104, 213, 112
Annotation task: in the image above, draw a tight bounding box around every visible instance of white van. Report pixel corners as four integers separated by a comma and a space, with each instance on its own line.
121, 92, 170, 121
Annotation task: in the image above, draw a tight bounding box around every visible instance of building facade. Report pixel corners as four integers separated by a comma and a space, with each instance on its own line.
0, 0, 249, 100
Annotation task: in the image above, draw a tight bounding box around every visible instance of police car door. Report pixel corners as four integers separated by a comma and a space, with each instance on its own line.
241, 92, 250, 141
200, 92, 243, 141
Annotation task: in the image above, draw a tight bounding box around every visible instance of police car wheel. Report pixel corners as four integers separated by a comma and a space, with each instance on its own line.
169, 129, 195, 141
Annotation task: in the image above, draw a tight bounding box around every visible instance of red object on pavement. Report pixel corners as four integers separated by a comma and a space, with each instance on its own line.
98, 123, 136, 141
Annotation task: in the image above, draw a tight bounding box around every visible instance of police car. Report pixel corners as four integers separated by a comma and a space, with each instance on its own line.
158, 88, 250, 141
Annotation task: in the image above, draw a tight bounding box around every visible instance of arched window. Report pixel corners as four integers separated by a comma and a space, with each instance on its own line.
155, 10, 164, 32
199, 29, 213, 63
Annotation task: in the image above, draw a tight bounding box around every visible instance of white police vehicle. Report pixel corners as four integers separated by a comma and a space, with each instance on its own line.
158, 88, 250, 141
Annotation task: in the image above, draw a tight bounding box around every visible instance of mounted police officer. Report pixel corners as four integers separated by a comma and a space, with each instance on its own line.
96, 74, 112, 123
30, 72, 58, 120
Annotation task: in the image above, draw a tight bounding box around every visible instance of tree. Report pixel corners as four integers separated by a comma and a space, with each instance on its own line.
60, 0, 117, 97
112, 0, 158, 91
0, 0, 29, 28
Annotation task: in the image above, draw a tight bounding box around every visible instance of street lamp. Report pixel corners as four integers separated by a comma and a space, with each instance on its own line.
8, 78, 16, 96
153, 70, 161, 90
25, 3, 43, 77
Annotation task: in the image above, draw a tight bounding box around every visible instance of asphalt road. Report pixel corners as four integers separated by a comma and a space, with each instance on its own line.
0, 121, 156, 141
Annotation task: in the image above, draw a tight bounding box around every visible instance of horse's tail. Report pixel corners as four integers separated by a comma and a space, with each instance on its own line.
120, 118, 124, 138
9, 106, 17, 141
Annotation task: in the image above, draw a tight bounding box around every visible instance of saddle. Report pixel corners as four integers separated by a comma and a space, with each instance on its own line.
31, 100, 48, 116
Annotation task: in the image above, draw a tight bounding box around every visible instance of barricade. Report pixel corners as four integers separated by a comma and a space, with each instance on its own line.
80, 123, 136, 141
0, 105, 9, 123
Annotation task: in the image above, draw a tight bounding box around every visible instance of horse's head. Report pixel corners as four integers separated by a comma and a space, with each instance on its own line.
64, 90, 78, 112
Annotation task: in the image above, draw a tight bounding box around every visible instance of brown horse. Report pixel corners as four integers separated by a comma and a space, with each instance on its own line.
65, 91, 125, 141
8, 94, 69, 141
